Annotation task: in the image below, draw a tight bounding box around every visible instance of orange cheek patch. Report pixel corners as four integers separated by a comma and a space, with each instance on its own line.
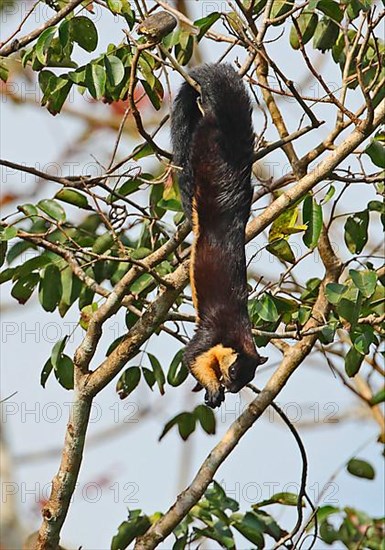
190, 344, 237, 391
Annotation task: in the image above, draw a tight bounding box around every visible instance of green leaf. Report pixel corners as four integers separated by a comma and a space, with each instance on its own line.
0, 241, 7, 267
174, 31, 194, 65
6, 242, 35, 265
39, 264, 62, 312
133, 142, 154, 160
141, 77, 164, 111
54, 354, 74, 390
177, 412, 196, 440
106, 0, 133, 18
17, 255, 51, 279
313, 16, 339, 51
344, 210, 369, 254
40, 73, 73, 115
316, 505, 340, 523
167, 349, 188, 386
270, 0, 294, 23
194, 404, 216, 435
69, 16, 98, 52
58, 268, 82, 317
319, 519, 338, 544
316, 0, 343, 22
345, 0, 370, 20
58, 18, 71, 47
159, 412, 196, 441
250, 510, 286, 542
0, 267, 18, 284
116, 366, 141, 399
269, 204, 302, 240
86, 63, 106, 100
111, 513, 151, 550
147, 353, 165, 395
290, 11, 318, 49
125, 304, 141, 329
205, 480, 239, 511
345, 346, 364, 377
11, 273, 40, 304
51, 336, 68, 368
253, 0, 268, 15
347, 458, 375, 480
131, 247, 151, 260
303, 195, 323, 249
130, 273, 153, 295
0, 62, 9, 83
0, 226, 17, 241
37, 199, 66, 222
41, 358, 54, 388
338, 297, 361, 326
298, 305, 312, 325
142, 367, 156, 389
319, 324, 336, 344
325, 283, 348, 304
36, 26, 57, 64
106, 0, 123, 13
105, 335, 125, 356
368, 200, 385, 213
349, 269, 377, 298
138, 56, 155, 87
233, 512, 265, 548
44, 35, 76, 68
321, 184, 335, 204
173, 536, 187, 550
17, 203, 39, 218
193, 525, 234, 549
254, 492, 300, 508
365, 140, 385, 168
353, 331, 376, 355
80, 302, 98, 330
370, 388, 385, 405
117, 178, 142, 197
194, 12, 221, 41
266, 239, 295, 263
104, 54, 125, 86
91, 232, 114, 254
255, 294, 279, 322
55, 188, 90, 209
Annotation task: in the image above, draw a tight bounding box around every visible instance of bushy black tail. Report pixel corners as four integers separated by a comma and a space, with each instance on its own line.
171, 63, 254, 221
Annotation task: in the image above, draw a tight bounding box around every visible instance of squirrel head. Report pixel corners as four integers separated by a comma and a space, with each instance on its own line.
220, 350, 267, 393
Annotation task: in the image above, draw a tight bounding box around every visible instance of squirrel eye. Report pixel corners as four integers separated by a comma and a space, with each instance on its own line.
229, 365, 237, 379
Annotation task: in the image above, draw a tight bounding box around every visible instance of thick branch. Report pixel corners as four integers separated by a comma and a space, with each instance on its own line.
36, 397, 92, 550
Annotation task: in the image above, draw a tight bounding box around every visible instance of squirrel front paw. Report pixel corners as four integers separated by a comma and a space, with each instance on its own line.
204, 386, 225, 408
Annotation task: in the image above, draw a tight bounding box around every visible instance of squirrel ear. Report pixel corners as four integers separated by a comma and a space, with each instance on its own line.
258, 356, 268, 365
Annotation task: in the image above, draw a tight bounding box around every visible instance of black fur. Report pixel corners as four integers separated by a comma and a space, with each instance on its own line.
171, 64, 267, 406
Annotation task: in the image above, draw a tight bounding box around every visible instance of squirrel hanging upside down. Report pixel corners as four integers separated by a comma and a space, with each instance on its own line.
171, 63, 267, 408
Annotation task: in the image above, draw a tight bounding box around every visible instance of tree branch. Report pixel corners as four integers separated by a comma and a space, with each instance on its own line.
0, 0, 87, 57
